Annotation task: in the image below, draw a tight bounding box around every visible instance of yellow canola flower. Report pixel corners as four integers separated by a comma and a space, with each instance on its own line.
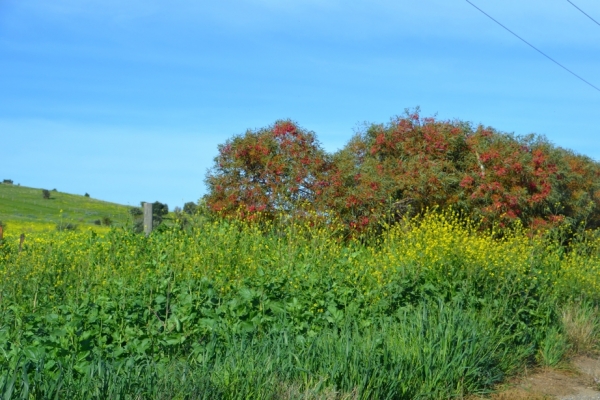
0, 210, 599, 308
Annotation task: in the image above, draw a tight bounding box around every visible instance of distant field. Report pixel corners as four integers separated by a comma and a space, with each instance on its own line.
0, 183, 131, 233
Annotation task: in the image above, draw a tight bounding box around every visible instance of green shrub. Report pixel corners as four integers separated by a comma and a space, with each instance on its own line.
56, 222, 77, 231
129, 207, 143, 217
183, 201, 198, 215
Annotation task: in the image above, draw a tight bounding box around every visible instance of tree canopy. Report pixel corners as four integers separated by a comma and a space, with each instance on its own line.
205, 120, 330, 219
204, 111, 600, 233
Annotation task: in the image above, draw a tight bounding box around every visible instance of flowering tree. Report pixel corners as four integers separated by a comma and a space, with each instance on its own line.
549, 148, 600, 230
205, 111, 600, 232
322, 110, 600, 231
320, 111, 472, 231
205, 120, 330, 219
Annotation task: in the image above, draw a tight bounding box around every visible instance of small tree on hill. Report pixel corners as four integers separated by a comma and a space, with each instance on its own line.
152, 201, 168, 228
42, 189, 50, 200
129, 207, 143, 217
183, 202, 198, 215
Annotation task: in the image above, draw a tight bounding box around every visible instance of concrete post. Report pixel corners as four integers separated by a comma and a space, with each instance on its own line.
143, 202, 153, 236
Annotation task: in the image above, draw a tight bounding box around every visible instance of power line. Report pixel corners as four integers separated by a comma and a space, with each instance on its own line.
566, 0, 600, 28
465, 0, 600, 93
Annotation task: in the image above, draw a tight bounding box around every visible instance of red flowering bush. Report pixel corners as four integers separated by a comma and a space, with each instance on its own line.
325, 110, 600, 231
205, 111, 600, 232
548, 148, 600, 229
320, 112, 472, 231
204, 120, 331, 220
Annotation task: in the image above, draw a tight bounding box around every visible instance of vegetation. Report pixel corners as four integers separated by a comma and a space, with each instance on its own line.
205, 110, 600, 234
1, 210, 599, 398
1, 112, 600, 398
183, 201, 198, 215
0, 184, 131, 233
205, 120, 329, 220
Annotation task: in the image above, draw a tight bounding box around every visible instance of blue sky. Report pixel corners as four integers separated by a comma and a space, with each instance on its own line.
1, 0, 599, 209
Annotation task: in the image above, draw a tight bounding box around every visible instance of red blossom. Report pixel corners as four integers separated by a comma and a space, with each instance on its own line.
206, 110, 600, 232
460, 175, 474, 188
273, 121, 297, 137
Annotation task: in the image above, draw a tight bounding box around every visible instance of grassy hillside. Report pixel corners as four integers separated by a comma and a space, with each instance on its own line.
0, 183, 131, 233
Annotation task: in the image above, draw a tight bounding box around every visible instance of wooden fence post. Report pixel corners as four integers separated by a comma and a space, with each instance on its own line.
0, 226, 3, 241
19, 233, 25, 253
143, 202, 153, 236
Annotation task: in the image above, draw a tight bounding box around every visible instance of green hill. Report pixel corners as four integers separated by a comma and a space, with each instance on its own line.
0, 183, 131, 233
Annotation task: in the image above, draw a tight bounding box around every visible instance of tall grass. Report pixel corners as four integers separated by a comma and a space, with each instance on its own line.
0, 303, 531, 399
561, 301, 600, 356
1, 211, 599, 398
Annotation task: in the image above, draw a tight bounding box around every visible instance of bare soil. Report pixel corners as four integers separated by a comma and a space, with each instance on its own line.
475, 356, 600, 400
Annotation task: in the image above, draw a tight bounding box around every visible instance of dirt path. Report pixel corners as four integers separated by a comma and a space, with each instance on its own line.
487, 356, 600, 400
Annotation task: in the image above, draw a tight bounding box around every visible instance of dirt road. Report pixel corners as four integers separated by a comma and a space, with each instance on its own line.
487, 356, 600, 400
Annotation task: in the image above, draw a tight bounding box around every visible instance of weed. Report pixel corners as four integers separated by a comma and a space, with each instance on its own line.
0, 211, 599, 397
562, 302, 600, 356
537, 326, 569, 367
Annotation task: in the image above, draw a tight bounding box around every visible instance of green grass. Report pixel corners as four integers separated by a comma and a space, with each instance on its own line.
0, 183, 131, 232
1, 212, 599, 398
